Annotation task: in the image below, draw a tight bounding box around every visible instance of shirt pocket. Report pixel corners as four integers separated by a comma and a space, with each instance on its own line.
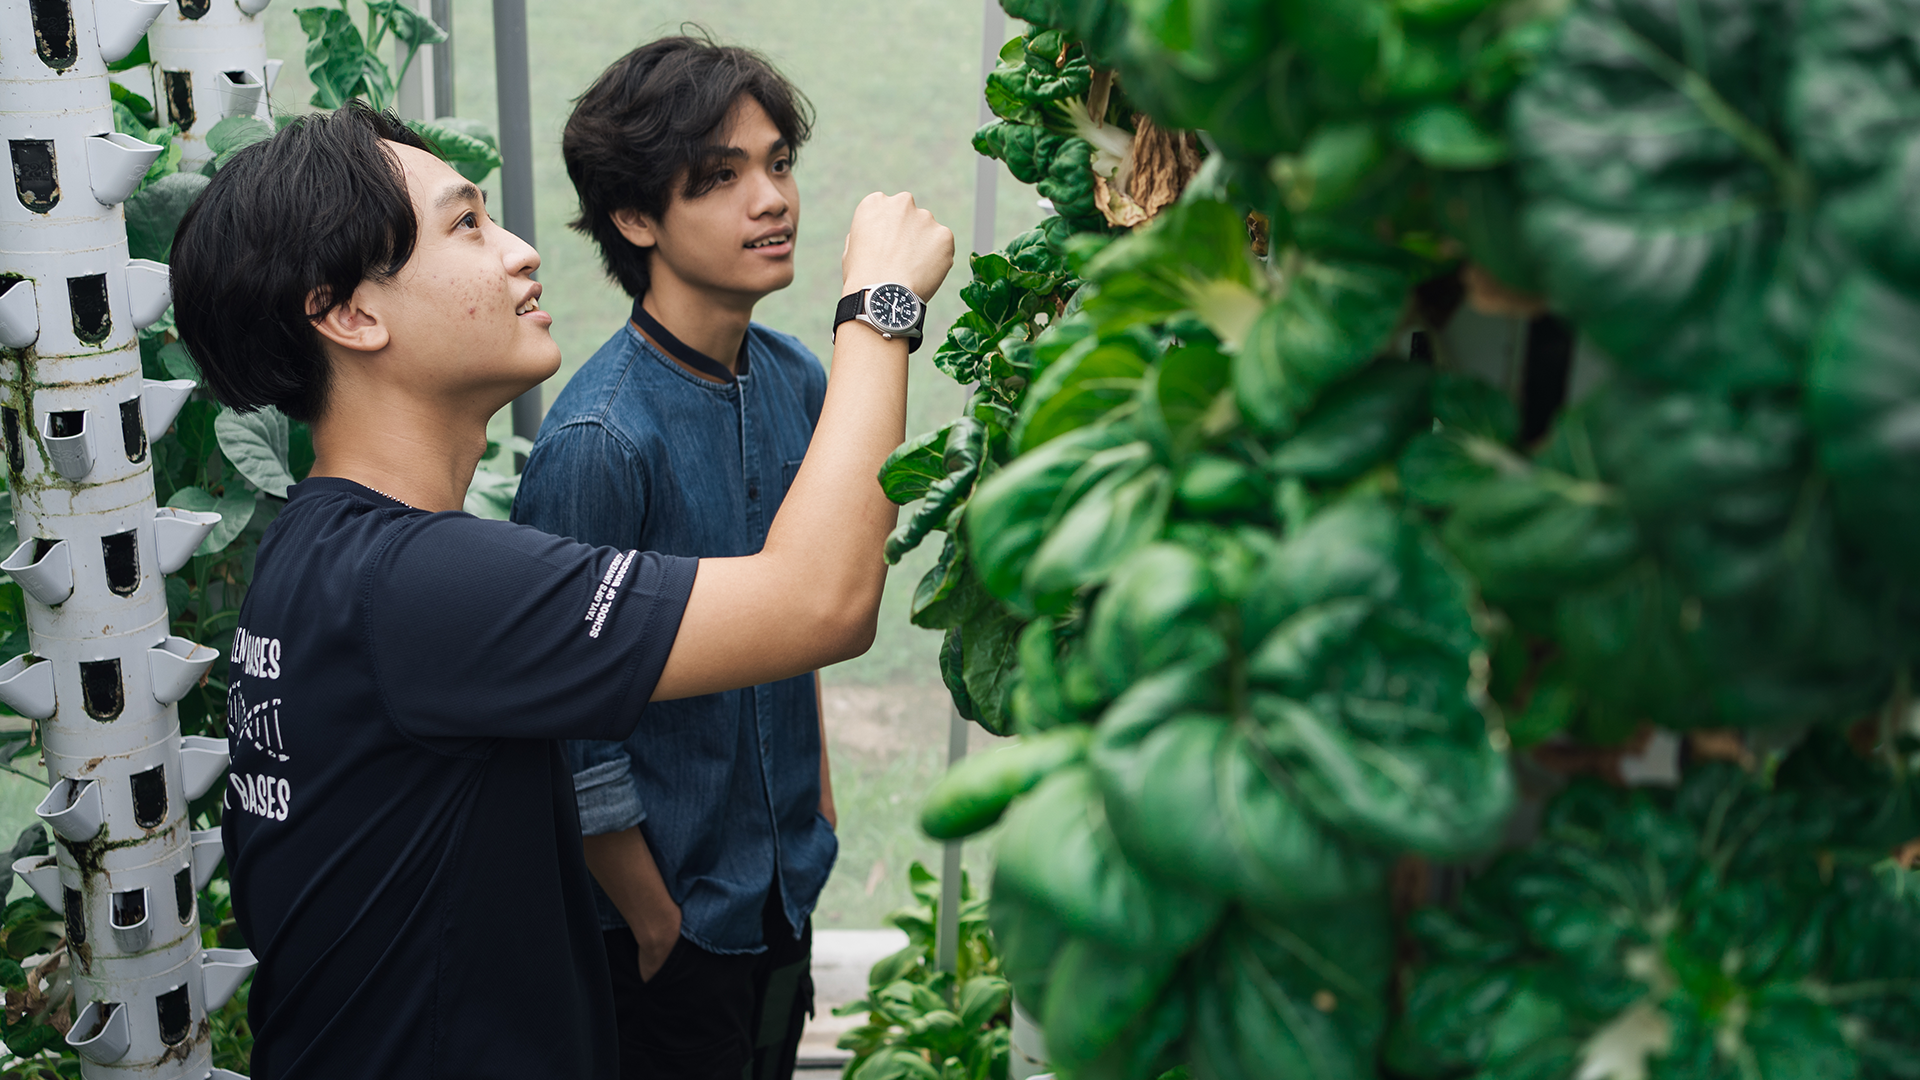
782, 457, 805, 493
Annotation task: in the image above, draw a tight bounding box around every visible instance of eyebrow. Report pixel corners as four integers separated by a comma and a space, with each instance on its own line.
699, 138, 791, 162
434, 182, 483, 210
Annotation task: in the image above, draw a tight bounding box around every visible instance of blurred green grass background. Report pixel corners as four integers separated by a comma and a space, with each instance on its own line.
0, 0, 1033, 928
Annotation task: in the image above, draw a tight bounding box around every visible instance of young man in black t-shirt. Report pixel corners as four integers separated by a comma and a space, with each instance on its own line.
167, 104, 952, 1079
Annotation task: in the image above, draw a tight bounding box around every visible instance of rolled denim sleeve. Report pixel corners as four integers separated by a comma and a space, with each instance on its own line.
516, 416, 653, 837
567, 745, 646, 836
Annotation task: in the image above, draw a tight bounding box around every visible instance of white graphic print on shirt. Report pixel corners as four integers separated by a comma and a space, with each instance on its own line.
229, 623, 292, 821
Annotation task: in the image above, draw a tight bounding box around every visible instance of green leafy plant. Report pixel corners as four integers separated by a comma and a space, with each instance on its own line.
897, 0, 1920, 1076
293, 1, 501, 181
835, 862, 1009, 1080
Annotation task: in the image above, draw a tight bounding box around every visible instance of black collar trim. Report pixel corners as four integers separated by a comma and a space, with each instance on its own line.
630, 298, 748, 383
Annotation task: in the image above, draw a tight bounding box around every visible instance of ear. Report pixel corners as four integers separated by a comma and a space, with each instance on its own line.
611, 208, 659, 249
307, 284, 391, 355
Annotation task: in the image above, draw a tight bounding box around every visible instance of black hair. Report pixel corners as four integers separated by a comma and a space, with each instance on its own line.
171, 103, 430, 422
563, 32, 814, 299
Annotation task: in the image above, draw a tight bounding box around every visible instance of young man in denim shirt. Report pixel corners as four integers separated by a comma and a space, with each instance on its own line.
514, 38, 856, 1080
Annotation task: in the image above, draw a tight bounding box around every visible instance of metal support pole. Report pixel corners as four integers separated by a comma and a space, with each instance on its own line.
934, 0, 1007, 980
430, 0, 455, 118
492, 0, 542, 455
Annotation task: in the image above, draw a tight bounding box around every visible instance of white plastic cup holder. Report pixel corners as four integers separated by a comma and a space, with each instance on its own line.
0, 279, 36, 349
263, 57, 285, 90
40, 412, 94, 482
66, 1000, 130, 1065
93, 0, 170, 64
238, 0, 273, 15
142, 378, 196, 438
37, 778, 103, 844
149, 637, 218, 705
109, 887, 150, 952
190, 827, 224, 890
179, 736, 230, 801
125, 259, 171, 331
10, 855, 60, 912
0, 655, 56, 721
1, 538, 73, 606
153, 508, 221, 575
201, 948, 257, 1012
85, 133, 164, 207
217, 71, 265, 119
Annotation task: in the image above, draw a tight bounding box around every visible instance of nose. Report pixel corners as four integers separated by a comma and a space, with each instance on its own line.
750, 168, 789, 219
499, 225, 541, 277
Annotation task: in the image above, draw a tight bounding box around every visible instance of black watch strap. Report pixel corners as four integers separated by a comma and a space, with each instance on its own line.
834, 288, 927, 353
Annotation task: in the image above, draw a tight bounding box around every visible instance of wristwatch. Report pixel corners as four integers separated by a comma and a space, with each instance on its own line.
834, 283, 927, 353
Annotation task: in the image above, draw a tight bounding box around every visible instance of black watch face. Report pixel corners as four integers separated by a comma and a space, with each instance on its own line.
868, 284, 921, 333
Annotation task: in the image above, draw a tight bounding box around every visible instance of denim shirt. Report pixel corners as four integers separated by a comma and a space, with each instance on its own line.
511, 307, 835, 953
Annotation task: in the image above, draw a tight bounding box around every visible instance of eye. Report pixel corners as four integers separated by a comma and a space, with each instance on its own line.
772, 158, 792, 174
457, 210, 479, 230
714, 168, 737, 184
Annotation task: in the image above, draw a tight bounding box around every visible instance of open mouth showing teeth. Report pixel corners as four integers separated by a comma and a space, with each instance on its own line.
516, 297, 541, 315
745, 234, 791, 249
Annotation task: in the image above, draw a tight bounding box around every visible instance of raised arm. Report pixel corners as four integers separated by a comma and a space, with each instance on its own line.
652, 192, 953, 701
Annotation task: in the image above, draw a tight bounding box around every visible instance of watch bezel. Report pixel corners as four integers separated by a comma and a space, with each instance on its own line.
863, 283, 924, 335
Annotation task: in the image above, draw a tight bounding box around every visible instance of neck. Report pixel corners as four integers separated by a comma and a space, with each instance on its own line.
640, 272, 757, 375
306, 377, 496, 513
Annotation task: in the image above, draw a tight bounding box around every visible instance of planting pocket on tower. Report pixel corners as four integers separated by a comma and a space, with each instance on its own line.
42, 409, 94, 480
101, 530, 139, 597
3, 407, 22, 474
129, 764, 166, 829
10, 140, 59, 213
155, 984, 190, 1045
63, 887, 83, 946
162, 71, 195, 132
109, 887, 149, 952
67, 276, 110, 345
173, 867, 192, 923
27, 0, 77, 69
80, 658, 123, 720
119, 396, 147, 462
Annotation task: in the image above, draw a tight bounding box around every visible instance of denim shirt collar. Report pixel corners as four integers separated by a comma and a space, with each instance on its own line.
630, 297, 749, 384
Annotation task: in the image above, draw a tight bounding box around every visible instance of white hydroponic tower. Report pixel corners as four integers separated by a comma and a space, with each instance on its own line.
147, 0, 276, 171
0, 0, 252, 1076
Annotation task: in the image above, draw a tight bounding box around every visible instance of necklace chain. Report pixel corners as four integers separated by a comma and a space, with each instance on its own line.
363, 483, 415, 510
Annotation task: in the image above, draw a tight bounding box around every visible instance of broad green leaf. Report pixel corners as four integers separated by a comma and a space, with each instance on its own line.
368, 0, 448, 50
297, 6, 394, 110
1441, 469, 1639, 602
1084, 542, 1220, 697
968, 423, 1132, 610
206, 115, 273, 170
1233, 260, 1408, 436
156, 341, 199, 384
168, 486, 256, 556
214, 406, 294, 498
1022, 462, 1172, 612
994, 764, 1224, 955
1091, 705, 1386, 915
1042, 937, 1180, 1070
1790, 0, 1920, 291
1393, 102, 1507, 169
1188, 906, 1391, 1080
125, 172, 210, 263
957, 599, 1024, 736
1808, 272, 1920, 579
1508, 0, 1821, 389
878, 426, 950, 505
408, 117, 501, 183
1267, 362, 1433, 482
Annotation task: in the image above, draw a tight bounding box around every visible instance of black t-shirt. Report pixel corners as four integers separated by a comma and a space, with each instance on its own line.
222, 478, 696, 1079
